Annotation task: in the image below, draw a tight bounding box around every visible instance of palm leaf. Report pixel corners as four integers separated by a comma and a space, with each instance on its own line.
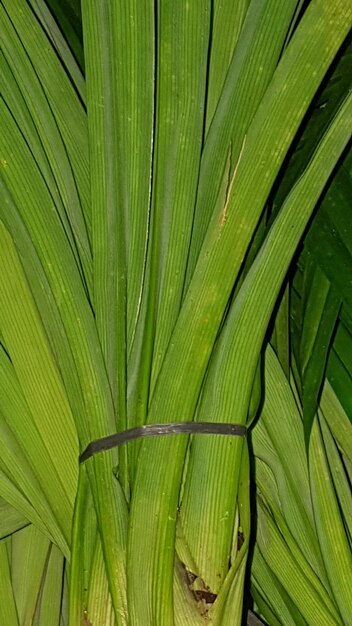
1, 0, 90, 237
0, 499, 29, 540
0, 224, 77, 550
128, 3, 351, 622
39, 0, 84, 70
29, 0, 85, 101
11, 525, 51, 624
33, 544, 65, 626
252, 346, 350, 624
0, 539, 19, 626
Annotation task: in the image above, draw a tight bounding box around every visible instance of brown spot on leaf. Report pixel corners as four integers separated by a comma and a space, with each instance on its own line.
179, 561, 217, 619
193, 589, 217, 604
237, 528, 245, 550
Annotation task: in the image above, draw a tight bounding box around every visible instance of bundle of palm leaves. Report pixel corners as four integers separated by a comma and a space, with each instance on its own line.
0, 1, 351, 624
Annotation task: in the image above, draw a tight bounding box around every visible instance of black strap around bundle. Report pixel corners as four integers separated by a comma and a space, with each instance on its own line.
79, 421, 247, 463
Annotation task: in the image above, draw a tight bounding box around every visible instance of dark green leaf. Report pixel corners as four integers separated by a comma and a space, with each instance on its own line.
299, 262, 341, 442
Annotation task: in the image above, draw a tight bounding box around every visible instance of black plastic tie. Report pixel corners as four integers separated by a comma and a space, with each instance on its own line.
79, 421, 247, 463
